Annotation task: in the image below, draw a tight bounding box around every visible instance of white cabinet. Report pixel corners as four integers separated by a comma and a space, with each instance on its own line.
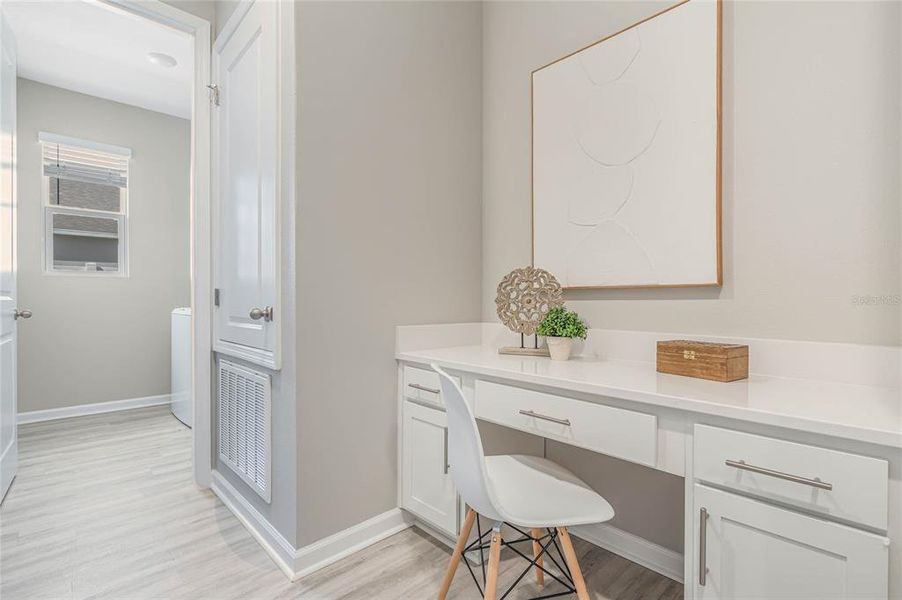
401, 400, 458, 536
475, 380, 658, 467
693, 485, 888, 600
403, 365, 458, 409
694, 424, 888, 531
212, 0, 280, 369
394, 354, 896, 597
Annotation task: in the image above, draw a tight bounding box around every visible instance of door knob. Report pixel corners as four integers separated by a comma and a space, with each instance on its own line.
249, 306, 273, 322
14, 308, 32, 320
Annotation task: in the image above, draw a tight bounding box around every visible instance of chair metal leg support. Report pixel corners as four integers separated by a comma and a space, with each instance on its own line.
463, 524, 494, 596
457, 521, 586, 600
532, 528, 545, 586
501, 532, 576, 596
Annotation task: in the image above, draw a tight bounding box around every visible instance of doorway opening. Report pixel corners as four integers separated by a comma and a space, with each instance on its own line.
0, 0, 212, 505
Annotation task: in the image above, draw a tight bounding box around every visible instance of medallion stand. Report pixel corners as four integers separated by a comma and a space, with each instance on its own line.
495, 266, 562, 358
499, 333, 549, 357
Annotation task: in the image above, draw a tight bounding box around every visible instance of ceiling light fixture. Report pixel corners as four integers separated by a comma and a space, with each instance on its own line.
147, 52, 177, 68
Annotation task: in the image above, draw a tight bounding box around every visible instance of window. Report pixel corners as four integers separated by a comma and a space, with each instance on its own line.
40, 132, 130, 275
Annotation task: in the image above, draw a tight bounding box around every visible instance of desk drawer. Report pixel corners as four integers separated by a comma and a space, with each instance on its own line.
694, 425, 888, 530
474, 380, 657, 467
403, 365, 459, 408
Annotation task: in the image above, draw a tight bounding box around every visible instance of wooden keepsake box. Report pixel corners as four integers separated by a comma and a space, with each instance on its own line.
656, 340, 749, 382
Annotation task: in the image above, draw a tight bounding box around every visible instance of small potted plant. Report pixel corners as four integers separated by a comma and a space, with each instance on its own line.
536, 306, 588, 361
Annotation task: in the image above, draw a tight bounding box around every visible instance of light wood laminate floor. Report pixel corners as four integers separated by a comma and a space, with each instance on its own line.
1, 406, 682, 599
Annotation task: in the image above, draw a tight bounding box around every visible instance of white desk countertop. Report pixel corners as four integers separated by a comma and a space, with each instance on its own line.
397, 345, 902, 449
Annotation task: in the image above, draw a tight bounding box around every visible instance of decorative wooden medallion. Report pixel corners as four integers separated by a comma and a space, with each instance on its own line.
495, 266, 564, 336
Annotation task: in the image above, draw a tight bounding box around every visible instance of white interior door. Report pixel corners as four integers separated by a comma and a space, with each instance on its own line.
0, 14, 18, 503
212, 0, 279, 370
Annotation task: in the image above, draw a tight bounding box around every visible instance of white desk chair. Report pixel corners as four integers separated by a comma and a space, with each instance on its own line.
433, 364, 615, 600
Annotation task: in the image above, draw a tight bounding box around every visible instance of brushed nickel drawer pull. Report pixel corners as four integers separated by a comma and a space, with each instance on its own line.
725, 459, 833, 491
518, 409, 571, 427
443, 427, 450, 474
699, 507, 708, 586
408, 383, 440, 395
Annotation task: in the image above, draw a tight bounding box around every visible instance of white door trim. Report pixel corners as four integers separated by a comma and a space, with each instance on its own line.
0, 14, 17, 503
98, 0, 213, 488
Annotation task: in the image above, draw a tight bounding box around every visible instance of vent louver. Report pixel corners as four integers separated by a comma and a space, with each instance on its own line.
218, 359, 271, 502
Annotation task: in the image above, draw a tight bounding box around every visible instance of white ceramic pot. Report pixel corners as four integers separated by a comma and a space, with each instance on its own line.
546, 337, 573, 361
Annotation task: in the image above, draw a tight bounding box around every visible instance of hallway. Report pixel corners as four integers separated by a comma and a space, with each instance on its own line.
0, 407, 681, 599
1, 407, 284, 598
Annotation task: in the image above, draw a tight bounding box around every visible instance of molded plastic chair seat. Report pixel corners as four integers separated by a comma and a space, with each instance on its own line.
484, 454, 614, 529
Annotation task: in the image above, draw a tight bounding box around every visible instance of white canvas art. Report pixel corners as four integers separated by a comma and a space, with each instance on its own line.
532, 0, 721, 289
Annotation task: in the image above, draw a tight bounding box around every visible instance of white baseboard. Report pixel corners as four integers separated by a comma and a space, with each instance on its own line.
211, 471, 298, 579
293, 507, 413, 579
212, 471, 412, 581
571, 522, 684, 583
408, 512, 682, 582
211, 479, 680, 586
18, 394, 171, 424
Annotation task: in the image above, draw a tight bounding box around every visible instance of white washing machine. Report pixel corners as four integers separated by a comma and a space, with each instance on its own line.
171, 307, 192, 427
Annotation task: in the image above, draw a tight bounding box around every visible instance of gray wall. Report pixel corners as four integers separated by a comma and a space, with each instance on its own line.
483, 0, 901, 346
161, 0, 216, 28
482, 0, 901, 553
207, 0, 900, 557
213, 0, 240, 38
16, 79, 190, 411
294, 1, 483, 546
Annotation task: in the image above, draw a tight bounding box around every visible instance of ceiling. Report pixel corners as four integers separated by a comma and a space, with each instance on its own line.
4, 0, 193, 119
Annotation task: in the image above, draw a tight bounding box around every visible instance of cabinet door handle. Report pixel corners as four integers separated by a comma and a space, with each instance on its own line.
408, 383, 440, 395
443, 427, 450, 474
518, 409, 571, 426
699, 507, 708, 587
725, 459, 833, 491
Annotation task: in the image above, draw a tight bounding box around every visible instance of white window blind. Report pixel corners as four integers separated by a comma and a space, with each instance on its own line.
41, 139, 129, 188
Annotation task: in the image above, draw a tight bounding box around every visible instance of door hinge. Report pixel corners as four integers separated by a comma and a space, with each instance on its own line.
214, 288, 220, 307
207, 84, 220, 106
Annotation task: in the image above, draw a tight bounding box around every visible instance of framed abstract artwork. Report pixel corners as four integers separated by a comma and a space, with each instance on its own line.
531, 0, 722, 289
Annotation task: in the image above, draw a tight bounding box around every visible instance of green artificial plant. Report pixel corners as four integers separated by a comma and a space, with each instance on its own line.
536, 306, 588, 340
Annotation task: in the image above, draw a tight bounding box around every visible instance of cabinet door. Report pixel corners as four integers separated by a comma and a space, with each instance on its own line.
401, 401, 457, 536
694, 485, 888, 600
212, 0, 280, 369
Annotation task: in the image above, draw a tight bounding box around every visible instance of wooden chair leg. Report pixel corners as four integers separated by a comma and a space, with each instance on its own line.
557, 527, 590, 600
484, 526, 503, 600
438, 509, 477, 600
531, 528, 545, 586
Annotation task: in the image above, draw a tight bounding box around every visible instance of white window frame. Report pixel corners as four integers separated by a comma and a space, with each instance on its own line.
41, 134, 130, 277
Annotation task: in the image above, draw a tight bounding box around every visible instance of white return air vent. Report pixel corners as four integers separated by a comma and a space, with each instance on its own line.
218, 359, 271, 503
